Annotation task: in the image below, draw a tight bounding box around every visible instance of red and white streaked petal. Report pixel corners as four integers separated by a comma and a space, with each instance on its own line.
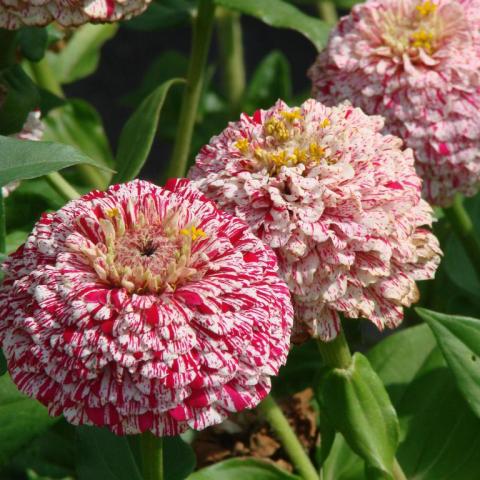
0, 179, 293, 435
309, 0, 480, 206
190, 99, 441, 342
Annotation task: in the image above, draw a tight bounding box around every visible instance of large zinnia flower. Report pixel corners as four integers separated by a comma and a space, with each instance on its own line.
309, 0, 480, 206
0, 0, 149, 28
189, 99, 441, 341
0, 179, 293, 435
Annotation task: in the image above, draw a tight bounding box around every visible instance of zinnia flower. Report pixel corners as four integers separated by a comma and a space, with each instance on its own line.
309, 0, 480, 206
2, 110, 44, 198
0, 179, 293, 435
0, 0, 149, 29
189, 99, 441, 341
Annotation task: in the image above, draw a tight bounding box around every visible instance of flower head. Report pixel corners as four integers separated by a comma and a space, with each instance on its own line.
189, 99, 441, 342
0, 0, 149, 28
309, 0, 480, 206
0, 179, 293, 435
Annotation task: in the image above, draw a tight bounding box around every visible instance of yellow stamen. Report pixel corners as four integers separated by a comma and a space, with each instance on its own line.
321, 118, 331, 128
309, 142, 326, 160
416, 0, 437, 16
281, 109, 303, 122
264, 117, 290, 142
411, 29, 434, 53
105, 207, 120, 218
180, 225, 207, 241
235, 138, 250, 153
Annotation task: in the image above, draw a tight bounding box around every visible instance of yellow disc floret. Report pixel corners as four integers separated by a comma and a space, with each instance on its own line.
416, 0, 437, 17
411, 29, 434, 53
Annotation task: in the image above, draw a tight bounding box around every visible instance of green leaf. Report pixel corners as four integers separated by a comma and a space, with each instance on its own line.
125, 0, 194, 31
187, 458, 301, 480
18, 27, 48, 62
164, 436, 196, 480
43, 99, 114, 167
323, 325, 480, 480
242, 51, 292, 114
418, 308, 480, 419
0, 135, 112, 188
47, 24, 118, 84
112, 78, 184, 184
0, 374, 58, 466
76, 426, 143, 480
213, 0, 331, 51
0, 64, 39, 135
317, 353, 399, 479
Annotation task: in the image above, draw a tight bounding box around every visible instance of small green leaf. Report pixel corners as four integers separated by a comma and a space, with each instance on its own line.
242, 51, 292, 114
418, 308, 480, 419
0, 374, 58, 466
112, 78, 185, 184
18, 27, 48, 62
75, 426, 143, 480
125, 0, 194, 31
0, 64, 39, 135
317, 353, 399, 479
0, 135, 112, 188
164, 436, 196, 480
187, 458, 301, 480
47, 24, 118, 84
213, 0, 331, 51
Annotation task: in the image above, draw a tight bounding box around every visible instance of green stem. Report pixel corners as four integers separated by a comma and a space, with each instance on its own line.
316, 328, 352, 369
443, 194, 480, 282
316, 1, 338, 26
0, 29, 17, 70
392, 459, 407, 480
29, 58, 64, 97
0, 189, 6, 254
166, 0, 216, 180
45, 172, 81, 201
217, 7, 246, 113
140, 432, 163, 480
258, 395, 319, 480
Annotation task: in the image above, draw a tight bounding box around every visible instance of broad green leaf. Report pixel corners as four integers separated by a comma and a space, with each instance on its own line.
213, 0, 331, 51
112, 78, 184, 184
0, 64, 39, 135
323, 325, 480, 480
163, 436, 196, 480
125, 0, 194, 31
0, 135, 112, 188
75, 427, 143, 480
0, 374, 58, 466
47, 24, 118, 84
242, 51, 292, 114
317, 353, 399, 479
187, 458, 301, 480
418, 308, 480, 419
18, 27, 48, 62
43, 99, 114, 168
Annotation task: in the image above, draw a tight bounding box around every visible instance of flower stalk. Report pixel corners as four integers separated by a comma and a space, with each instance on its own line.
140, 432, 164, 480
258, 395, 319, 480
443, 194, 480, 282
45, 172, 81, 201
316, 1, 338, 26
166, 0, 216, 180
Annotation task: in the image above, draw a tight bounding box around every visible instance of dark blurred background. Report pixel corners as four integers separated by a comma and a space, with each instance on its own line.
62, 9, 320, 177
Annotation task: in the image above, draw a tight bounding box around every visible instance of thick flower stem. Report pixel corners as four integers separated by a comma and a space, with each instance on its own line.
0, 29, 17, 70
258, 395, 319, 480
166, 0, 216, 180
45, 172, 81, 201
316, 1, 338, 26
317, 328, 407, 480
217, 7, 246, 113
140, 432, 164, 480
0, 190, 6, 254
443, 194, 480, 282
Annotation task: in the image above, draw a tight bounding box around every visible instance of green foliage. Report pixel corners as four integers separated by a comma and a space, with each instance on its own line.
0, 135, 112, 188
418, 308, 480, 419
214, 0, 331, 51
0, 65, 39, 135
317, 353, 399, 479
46, 24, 118, 84
18, 28, 49, 62
163, 436, 197, 480
113, 78, 185, 183
0, 375, 58, 467
187, 458, 301, 480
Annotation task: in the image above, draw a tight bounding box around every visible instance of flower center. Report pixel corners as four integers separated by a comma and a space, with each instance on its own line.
234, 110, 336, 176
70, 201, 208, 294
381, 0, 442, 58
